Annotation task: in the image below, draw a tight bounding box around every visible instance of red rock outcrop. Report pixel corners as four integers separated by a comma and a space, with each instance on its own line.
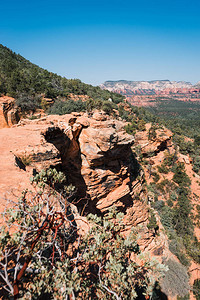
0, 112, 170, 256
0, 96, 20, 128
0, 111, 192, 299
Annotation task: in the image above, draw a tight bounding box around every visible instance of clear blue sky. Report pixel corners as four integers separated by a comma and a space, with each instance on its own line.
1, 0, 200, 85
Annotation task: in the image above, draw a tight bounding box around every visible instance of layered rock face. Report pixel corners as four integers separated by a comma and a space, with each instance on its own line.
40, 112, 170, 255
0, 111, 193, 298
42, 112, 137, 213
0, 96, 20, 128
0, 111, 169, 255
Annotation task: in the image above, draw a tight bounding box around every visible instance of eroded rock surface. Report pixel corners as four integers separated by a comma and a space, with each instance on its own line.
38, 113, 171, 258
0, 112, 167, 253
0, 111, 192, 298
0, 96, 20, 128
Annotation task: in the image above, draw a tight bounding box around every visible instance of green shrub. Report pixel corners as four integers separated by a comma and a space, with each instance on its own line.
172, 187, 193, 237
147, 209, 159, 235
160, 206, 174, 230
30, 167, 66, 189
173, 134, 195, 155
148, 125, 157, 140
170, 191, 177, 201
124, 122, 137, 135
156, 179, 170, 193
16, 93, 41, 113
118, 105, 132, 121
194, 135, 200, 146
48, 99, 86, 115
185, 238, 200, 264
167, 199, 173, 207
0, 170, 167, 299
157, 164, 169, 174
0, 201, 166, 299
172, 162, 191, 187
192, 155, 200, 174
195, 205, 200, 227
85, 98, 102, 111
153, 200, 165, 211
163, 152, 177, 167
169, 237, 190, 266
101, 100, 116, 115
152, 172, 160, 183
137, 119, 146, 131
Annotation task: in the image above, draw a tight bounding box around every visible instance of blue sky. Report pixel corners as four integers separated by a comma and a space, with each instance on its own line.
1, 0, 200, 85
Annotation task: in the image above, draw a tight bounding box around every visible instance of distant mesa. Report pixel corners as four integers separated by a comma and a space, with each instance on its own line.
100, 80, 200, 107
100, 79, 196, 93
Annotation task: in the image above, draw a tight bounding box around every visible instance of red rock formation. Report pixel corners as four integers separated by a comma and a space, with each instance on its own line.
0, 96, 20, 128
0, 112, 170, 255
0, 111, 195, 298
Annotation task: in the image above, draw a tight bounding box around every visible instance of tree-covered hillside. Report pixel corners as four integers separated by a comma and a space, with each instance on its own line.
0, 44, 124, 104
147, 98, 200, 139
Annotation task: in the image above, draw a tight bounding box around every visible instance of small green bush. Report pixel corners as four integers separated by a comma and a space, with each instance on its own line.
160, 206, 174, 230
169, 237, 190, 266
137, 119, 146, 131
124, 122, 137, 135
101, 100, 116, 115
147, 209, 159, 235
148, 125, 157, 140
48, 99, 86, 115
172, 162, 191, 187
192, 154, 200, 174
153, 200, 165, 211
152, 172, 160, 183
167, 199, 173, 207
157, 164, 169, 174
16, 93, 41, 113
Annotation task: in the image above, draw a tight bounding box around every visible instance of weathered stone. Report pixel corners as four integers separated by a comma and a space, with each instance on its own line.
0, 96, 17, 128
0, 113, 180, 270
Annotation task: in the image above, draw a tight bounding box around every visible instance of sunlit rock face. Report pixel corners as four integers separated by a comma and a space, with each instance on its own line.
0, 111, 187, 300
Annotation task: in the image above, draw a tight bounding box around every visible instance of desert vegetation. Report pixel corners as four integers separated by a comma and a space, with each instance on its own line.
0, 169, 166, 299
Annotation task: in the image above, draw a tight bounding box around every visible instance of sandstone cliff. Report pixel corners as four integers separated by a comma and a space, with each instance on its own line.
0, 111, 194, 299
0, 111, 171, 252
